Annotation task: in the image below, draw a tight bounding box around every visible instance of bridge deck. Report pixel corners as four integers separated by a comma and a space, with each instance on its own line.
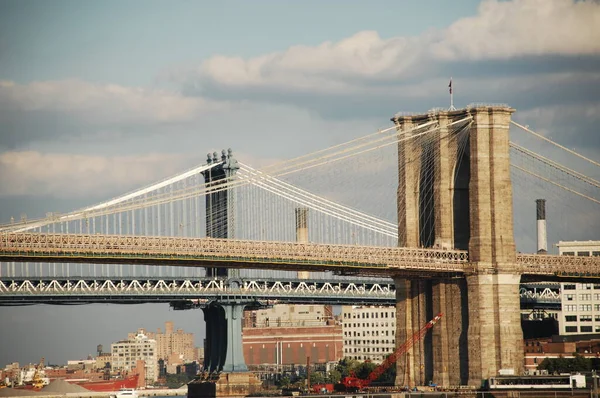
1, 233, 599, 279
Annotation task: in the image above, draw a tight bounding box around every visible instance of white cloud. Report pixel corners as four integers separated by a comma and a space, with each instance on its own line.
188, 0, 600, 94
0, 79, 227, 125
0, 151, 196, 198
434, 0, 600, 60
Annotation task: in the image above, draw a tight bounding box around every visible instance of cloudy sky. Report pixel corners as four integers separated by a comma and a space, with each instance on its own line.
0, 0, 599, 367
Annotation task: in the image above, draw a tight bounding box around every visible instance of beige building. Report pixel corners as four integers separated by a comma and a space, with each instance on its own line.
245, 304, 331, 328
558, 240, 600, 335
341, 305, 396, 363
111, 331, 158, 383
128, 321, 196, 362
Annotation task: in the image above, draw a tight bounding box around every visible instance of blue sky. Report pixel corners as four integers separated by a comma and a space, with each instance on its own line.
1, 1, 481, 85
0, 0, 599, 366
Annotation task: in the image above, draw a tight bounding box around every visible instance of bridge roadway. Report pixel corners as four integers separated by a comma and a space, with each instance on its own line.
0, 276, 559, 309
1, 233, 599, 280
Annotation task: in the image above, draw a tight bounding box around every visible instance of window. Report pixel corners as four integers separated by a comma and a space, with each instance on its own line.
566, 294, 575, 301
580, 304, 592, 311
596, 326, 600, 333
564, 305, 577, 312
564, 284, 576, 290
578, 251, 590, 257
565, 315, 577, 322
581, 326, 593, 333
565, 326, 578, 333
593, 251, 600, 257
580, 294, 592, 301
580, 315, 592, 322
583, 284, 593, 290
563, 252, 575, 256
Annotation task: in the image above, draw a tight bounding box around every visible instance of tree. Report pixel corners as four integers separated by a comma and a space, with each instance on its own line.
309, 371, 325, 385
354, 362, 377, 380
335, 358, 359, 378
328, 369, 341, 383
165, 373, 193, 389
538, 355, 592, 374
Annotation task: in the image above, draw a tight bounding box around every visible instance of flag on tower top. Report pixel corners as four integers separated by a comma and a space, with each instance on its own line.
449, 78, 453, 94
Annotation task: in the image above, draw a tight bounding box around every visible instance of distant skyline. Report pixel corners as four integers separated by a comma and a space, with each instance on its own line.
1, 0, 599, 366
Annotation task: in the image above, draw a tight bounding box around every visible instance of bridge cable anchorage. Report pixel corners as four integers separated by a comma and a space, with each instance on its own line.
511, 120, 600, 168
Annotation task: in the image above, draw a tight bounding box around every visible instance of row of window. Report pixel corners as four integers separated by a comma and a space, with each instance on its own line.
564, 304, 594, 312
564, 294, 600, 301
343, 311, 395, 319
563, 284, 600, 290
565, 325, 600, 333
343, 322, 394, 328
343, 330, 395, 337
562, 251, 600, 257
346, 355, 387, 361
344, 346, 394, 353
565, 315, 600, 322
343, 339, 395, 346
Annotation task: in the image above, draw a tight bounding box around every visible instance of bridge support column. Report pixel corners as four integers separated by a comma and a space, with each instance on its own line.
466, 273, 522, 387
222, 304, 248, 372
202, 300, 252, 373
394, 278, 431, 388
196, 299, 263, 398
396, 117, 421, 247
465, 106, 523, 386
202, 304, 227, 373
432, 278, 469, 386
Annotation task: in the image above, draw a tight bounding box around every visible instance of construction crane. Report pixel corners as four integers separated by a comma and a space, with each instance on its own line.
341, 313, 443, 392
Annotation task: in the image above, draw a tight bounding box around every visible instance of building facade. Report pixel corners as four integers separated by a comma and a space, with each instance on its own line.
242, 304, 343, 368
558, 241, 600, 335
341, 305, 396, 363
128, 321, 196, 363
111, 332, 158, 383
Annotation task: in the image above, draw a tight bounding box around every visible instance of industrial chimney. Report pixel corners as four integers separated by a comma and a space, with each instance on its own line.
536, 199, 547, 254
296, 208, 309, 279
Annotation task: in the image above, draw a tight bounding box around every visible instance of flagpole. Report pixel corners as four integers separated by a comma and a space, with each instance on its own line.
449, 77, 455, 110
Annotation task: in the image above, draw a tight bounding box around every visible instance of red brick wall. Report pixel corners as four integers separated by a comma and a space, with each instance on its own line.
243, 325, 342, 365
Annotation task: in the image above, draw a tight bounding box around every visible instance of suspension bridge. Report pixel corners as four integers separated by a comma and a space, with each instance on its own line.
0, 105, 598, 386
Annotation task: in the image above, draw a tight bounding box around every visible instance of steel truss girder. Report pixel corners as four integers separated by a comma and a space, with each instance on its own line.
0, 277, 396, 306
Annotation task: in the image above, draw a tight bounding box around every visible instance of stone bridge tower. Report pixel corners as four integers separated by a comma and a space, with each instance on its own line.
392, 106, 523, 388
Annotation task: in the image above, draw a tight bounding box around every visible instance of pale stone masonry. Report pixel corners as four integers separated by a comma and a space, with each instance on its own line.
392, 106, 523, 388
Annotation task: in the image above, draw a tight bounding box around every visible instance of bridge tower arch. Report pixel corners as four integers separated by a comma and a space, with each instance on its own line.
392, 106, 523, 388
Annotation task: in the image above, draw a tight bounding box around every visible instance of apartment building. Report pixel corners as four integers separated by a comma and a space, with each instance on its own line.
111, 332, 158, 383
558, 240, 600, 335
341, 306, 396, 363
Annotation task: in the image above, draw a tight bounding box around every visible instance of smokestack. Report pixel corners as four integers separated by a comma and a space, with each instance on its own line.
296, 208, 309, 279
536, 199, 547, 254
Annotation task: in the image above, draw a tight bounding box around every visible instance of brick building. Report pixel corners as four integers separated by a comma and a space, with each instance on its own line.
242, 304, 343, 367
